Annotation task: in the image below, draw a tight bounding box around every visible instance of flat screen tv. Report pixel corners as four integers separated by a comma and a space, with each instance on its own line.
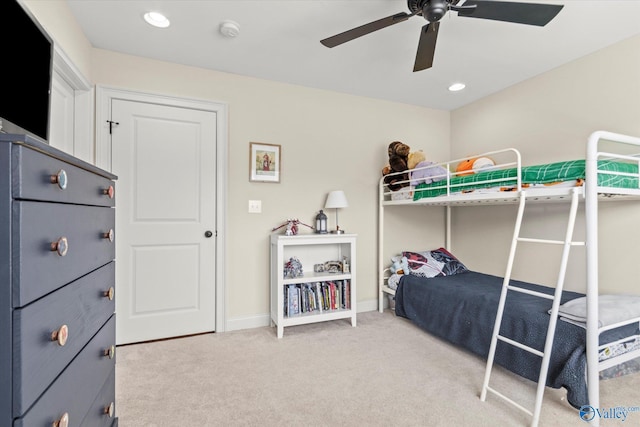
0, 0, 53, 143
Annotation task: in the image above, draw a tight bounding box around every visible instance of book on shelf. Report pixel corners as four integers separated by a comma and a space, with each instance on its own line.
283, 279, 351, 317
284, 285, 288, 316
288, 284, 300, 316
314, 282, 324, 313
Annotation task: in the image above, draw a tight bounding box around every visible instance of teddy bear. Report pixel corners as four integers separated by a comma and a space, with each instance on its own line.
382, 141, 411, 191
455, 156, 496, 176
407, 150, 426, 169
408, 151, 449, 186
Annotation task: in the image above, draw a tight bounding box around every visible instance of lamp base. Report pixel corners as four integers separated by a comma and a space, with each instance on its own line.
330, 229, 345, 234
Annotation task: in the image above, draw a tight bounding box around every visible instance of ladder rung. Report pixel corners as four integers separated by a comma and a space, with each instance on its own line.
517, 237, 584, 246
507, 285, 554, 300
497, 335, 544, 357
485, 386, 534, 417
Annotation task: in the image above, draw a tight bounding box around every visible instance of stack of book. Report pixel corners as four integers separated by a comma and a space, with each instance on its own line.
283, 280, 351, 317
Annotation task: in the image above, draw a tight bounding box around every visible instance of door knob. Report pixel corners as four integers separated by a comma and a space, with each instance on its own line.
204, 230, 213, 238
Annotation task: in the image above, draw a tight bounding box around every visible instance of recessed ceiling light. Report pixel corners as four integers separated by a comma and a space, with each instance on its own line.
143, 11, 170, 28
448, 83, 466, 92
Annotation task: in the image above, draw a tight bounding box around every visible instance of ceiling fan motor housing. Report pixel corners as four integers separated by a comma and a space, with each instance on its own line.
408, 0, 450, 22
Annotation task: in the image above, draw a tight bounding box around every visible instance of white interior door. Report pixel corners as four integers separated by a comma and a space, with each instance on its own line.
112, 99, 217, 345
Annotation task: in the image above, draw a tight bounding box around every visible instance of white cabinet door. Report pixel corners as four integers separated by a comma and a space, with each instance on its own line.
112, 99, 217, 344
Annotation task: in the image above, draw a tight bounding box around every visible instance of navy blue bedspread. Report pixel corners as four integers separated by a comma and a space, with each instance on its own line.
395, 271, 639, 408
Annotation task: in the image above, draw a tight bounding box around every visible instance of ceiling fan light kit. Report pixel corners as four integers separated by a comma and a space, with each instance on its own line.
321, 0, 563, 72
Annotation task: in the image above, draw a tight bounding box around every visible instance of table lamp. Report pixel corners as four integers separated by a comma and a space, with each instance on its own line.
324, 190, 348, 234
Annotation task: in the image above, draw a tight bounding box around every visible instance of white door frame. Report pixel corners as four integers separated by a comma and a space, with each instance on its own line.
95, 86, 228, 333
51, 45, 94, 162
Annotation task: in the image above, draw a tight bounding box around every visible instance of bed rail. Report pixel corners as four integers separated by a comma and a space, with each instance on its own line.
379, 148, 523, 205
381, 135, 640, 208
585, 131, 640, 418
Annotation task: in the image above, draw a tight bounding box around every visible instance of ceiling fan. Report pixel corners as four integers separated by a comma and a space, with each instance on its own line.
320, 0, 564, 72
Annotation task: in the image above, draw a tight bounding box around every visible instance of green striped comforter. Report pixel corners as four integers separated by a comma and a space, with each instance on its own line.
413, 159, 639, 201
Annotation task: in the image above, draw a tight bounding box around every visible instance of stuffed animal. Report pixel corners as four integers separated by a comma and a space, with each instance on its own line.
382, 141, 411, 191
390, 256, 409, 276
407, 151, 426, 169
388, 141, 410, 171
455, 156, 496, 176
408, 151, 448, 186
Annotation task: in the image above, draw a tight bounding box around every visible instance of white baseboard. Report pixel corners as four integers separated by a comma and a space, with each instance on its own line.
225, 298, 380, 332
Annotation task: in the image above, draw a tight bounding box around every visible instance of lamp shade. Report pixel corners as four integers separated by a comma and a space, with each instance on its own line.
324, 191, 348, 209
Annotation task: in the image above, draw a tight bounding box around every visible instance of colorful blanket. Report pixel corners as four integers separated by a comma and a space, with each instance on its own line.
413, 159, 639, 201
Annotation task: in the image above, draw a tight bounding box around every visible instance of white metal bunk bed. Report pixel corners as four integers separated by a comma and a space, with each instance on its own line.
377, 130, 640, 426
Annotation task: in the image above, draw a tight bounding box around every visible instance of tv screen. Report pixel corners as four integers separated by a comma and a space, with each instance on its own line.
0, 0, 53, 143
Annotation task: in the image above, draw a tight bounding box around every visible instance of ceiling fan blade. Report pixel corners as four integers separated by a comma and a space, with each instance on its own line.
320, 11, 414, 48
457, 1, 563, 26
413, 22, 439, 72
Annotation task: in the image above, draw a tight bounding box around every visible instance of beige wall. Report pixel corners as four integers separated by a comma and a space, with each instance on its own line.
90, 51, 451, 326
22, 1, 450, 329
22, 0, 640, 327
450, 34, 640, 294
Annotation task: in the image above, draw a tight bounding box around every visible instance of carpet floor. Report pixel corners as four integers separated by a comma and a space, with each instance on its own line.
115, 310, 640, 426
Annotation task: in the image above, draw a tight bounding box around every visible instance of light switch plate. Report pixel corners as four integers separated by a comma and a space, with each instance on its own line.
248, 200, 262, 213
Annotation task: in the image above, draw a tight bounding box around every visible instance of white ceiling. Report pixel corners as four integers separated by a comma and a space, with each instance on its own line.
66, 0, 640, 111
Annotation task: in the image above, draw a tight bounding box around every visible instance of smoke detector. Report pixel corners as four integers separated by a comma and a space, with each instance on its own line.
220, 20, 240, 38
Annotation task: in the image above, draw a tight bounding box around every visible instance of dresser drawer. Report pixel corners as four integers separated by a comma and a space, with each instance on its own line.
80, 369, 116, 427
13, 316, 116, 427
12, 201, 115, 306
12, 145, 115, 207
12, 262, 116, 415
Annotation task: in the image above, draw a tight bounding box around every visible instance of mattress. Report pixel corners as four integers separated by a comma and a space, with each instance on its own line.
394, 271, 640, 408
413, 159, 639, 201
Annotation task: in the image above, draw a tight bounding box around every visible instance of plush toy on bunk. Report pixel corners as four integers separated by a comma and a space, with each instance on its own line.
408, 151, 448, 186
381, 141, 411, 192
455, 156, 496, 176
381, 141, 448, 200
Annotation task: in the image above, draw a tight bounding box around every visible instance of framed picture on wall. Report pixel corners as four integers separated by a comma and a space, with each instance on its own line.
249, 142, 281, 183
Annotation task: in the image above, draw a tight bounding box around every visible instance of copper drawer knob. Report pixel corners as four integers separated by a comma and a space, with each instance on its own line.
50, 169, 68, 190
103, 345, 115, 359
104, 402, 115, 417
51, 324, 69, 346
102, 229, 114, 242
103, 185, 115, 199
103, 286, 115, 301
50, 237, 69, 257
52, 412, 69, 427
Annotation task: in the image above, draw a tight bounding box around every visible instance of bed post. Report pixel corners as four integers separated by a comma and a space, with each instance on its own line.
446, 205, 451, 250
585, 131, 602, 417
378, 176, 385, 313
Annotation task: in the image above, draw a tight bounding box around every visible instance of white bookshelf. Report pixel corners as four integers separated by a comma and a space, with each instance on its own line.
270, 233, 357, 338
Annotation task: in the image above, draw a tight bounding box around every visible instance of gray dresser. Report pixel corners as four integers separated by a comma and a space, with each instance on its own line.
0, 134, 118, 427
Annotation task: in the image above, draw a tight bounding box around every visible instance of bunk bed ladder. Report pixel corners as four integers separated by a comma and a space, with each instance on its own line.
480, 188, 583, 427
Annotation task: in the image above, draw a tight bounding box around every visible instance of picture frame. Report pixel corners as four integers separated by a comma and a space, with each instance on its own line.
249, 142, 281, 183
